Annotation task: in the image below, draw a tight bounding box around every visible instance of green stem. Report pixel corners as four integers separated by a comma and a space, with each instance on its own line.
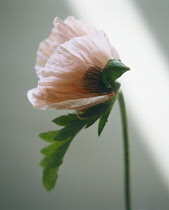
118, 91, 131, 210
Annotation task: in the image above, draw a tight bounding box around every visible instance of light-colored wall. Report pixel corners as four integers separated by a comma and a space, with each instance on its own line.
0, 0, 169, 209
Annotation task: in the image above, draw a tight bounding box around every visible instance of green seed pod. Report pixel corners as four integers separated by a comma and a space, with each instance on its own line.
102, 59, 130, 88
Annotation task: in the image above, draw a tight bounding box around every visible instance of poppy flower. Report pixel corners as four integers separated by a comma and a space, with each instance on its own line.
27, 16, 120, 111
27, 17, 131, 194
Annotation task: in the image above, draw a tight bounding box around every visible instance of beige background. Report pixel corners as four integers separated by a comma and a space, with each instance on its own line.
1, 0, 169, 209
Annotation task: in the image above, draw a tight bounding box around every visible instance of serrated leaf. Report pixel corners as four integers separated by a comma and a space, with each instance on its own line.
41, 140, 71, 168
98, 111, 111, 136
40, 116, 87, 191
78, 98, 115, 119
98, 96, 117, 136
41, 143, 60, 156
39, 131, 59, 142
41, 138, 72, 191
52, 114, 78, 126
43, 167, 58, 191
85, 116, 100, 128
40, 98, 121, 191
54, 120, 86, 141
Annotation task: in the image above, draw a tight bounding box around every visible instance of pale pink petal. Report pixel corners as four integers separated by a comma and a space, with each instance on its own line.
43, 31, 119, 79
35, 17, 98, 78
27, 88, 45, 108
28, 88, 112, 111
28, 31, 118, 111
64, 16, 97, 36
35, 29, 57, 77
53, 17, 78, 45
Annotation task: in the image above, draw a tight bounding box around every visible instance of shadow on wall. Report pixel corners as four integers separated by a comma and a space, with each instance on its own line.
132, 0, 169, 63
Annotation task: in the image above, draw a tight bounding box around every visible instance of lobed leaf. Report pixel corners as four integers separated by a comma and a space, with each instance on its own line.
41, 138, 73, 191
52, 114, 78, 126
39, 131, 59, 142
40, 117, 87, 191
98, 96, 117, 136
54, 120, 87, 142
85, 116, 100, 129
40, 96, 118, 191
43, 167, 59, 191
78, 98, 115, 120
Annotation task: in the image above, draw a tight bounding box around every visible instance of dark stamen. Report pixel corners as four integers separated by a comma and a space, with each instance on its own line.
83, 66, 111, 94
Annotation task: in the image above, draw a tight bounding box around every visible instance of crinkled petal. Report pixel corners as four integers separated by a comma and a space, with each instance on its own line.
27, 88, 112, 111
28, 28, 118, 110
35, 17, 98, 78
28, 31, 118, 111
35, 18, 74, 77
64, 16, 97, 36
35, 28, 57, 77
43, 31, 119, 78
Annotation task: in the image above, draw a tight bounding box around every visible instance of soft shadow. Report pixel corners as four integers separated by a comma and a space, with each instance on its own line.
132, 0, 169, 63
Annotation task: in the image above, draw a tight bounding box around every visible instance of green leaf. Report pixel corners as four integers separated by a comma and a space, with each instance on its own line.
98, 96, 117, 136
98, 111, 111, 136
40, 115, 87, 191
39, 131, 59, 142
52, 114, 78, 126
85, 116, 100, 128
54, 119, 87, 141
43, 167, 58, 191
39, 94, 120, 191
41, 143, 60, 156
41, 139, 71, 191
78, 98, 115, 120
41, 140, 71, 168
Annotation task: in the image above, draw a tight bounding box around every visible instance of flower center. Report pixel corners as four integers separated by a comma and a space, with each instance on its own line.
83, 66, 112, 94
